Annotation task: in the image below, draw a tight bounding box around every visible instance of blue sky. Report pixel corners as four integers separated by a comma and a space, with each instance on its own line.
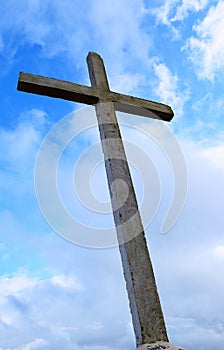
1, 0, 224, 349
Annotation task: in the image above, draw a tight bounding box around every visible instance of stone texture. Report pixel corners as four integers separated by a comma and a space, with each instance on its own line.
17, 52, 175, 347
137, 341, 186, 350
87, 53, 168, 345
18, 54, 174, 122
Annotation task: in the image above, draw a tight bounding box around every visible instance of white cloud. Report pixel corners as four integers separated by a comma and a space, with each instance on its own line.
0, 1, 50, 53
0, 243, 5, 250
0, 104, 224, 349
0, 109, 49, 203
151, 0, 179, 26
87, 0, 151, 69
51, 274, 83, 290
172, 0, 209, 21
152, 60, 190, 117
184, 1, 224, 80
215, 246, 224, 259
1, 124, 224, 349
203, 143, 224, 169
0, 272, 38, 297
0, 0, 151, 86
142, 136, 224, 346
0, 109, 48, 171
168, 315, 224, 350
110, 73, 144, 95
23, 339, 48, 350
0, 265, 132, 350
152, 0, 209, 25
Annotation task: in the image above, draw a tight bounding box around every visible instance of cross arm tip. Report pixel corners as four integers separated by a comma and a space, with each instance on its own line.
17, 72, 37, 93
111, 92, 174, 122
153, 106, 174, 122
17, 72, 26, 91
17, 72, 36, 93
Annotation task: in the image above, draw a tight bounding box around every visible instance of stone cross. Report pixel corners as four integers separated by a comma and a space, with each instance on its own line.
17, 52, 184, 350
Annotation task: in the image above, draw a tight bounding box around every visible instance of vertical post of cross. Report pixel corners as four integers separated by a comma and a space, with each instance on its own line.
87, 52, 168, 346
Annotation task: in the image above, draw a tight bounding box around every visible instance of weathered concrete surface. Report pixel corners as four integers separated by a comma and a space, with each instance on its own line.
17, 52, 175, 347
18, 55, 174, 122
87, 53, 168, 346
137, 341, 186, 350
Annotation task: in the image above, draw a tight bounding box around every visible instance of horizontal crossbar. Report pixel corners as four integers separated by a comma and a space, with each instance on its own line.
18, 72, 174, 121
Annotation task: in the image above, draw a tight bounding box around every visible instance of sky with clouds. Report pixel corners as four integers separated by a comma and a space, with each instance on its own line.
0, 0, 224, 349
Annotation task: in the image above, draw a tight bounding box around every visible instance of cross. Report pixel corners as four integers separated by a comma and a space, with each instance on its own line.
17, 52, 175, 348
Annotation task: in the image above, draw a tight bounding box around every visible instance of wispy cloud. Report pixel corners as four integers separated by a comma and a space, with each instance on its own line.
152, 60, 190, 117
110, 73, 144, 95
184, 1, 224, 80
203, 143, 224, 169
171, 0, 209, 22
0, 109, 49, 206
0, 262, 132, 349
0, 0, 151, 87
152, 0, 209, 25
0, 109, 48, 170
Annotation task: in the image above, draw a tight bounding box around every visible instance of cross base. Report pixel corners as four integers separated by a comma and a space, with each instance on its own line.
137, 341, 186, 350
